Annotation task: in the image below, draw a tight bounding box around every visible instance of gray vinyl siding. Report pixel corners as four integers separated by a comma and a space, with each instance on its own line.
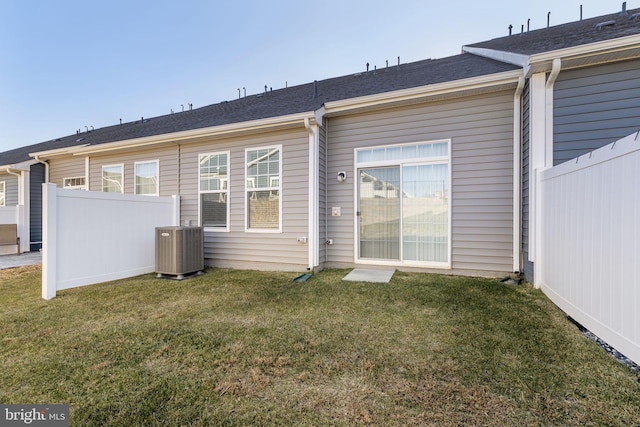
318, 124, 327, 267
49, 157, 86, 188
88, 146, 179, 196
521, 79, 533, 282
0, 173, 19, 206
554, 59, 640, 165
326, 91, 515, 273
179, 128, 310, 271
29, 163, 45, 250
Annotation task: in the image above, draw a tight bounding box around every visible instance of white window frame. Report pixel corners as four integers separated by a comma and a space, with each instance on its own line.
198, 151, 230, 232
63, 176, 87, 190
354, 139, 452, 269
134, 160, 160, 196
245, 145, 282, 233
0, 181, 5, 206
102, 164, 124, 193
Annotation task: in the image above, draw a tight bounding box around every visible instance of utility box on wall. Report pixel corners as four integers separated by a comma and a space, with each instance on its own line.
155, 226, 204, 279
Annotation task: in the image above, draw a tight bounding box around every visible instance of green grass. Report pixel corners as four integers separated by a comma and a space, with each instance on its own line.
1, 265, 639, 426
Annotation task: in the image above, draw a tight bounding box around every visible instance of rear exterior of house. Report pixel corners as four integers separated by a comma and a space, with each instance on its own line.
324, 91, 516, 274
58, 127, 316, 272
522, 58, 640, 280
0, 162, 45, 254
4, 5, 638, 279
465, 6, 640, 282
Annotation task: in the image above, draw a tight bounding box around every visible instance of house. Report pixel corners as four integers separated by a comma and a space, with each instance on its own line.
464, 5, 640, 281
0, 146, 48, 254
1, 4, 639, 281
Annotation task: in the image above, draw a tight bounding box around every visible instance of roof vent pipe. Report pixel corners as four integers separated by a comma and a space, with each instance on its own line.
527, 18, 530, 31
520, 24, 524, 35
508, 24, 513, 35
243, 87, 246, 97
580, 4, 583, 20
237, 88, 241, 99
189, 103, 192, 110
621, 1, 628, 16
547, 11, 551, 28
313, 80, 318, 98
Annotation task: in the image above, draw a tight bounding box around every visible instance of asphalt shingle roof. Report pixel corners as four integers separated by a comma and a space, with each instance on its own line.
0, 54, 517, 166
466, 7, 640, 55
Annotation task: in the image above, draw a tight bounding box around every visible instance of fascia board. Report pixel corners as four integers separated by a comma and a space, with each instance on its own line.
529, 34, 640, 67
323, 70, 523, 115
69, 112, 316, 155
29, 144, 90, 159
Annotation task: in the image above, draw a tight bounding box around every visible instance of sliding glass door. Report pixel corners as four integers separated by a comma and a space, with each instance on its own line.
401, 164, 449, 263
356, 141, 450, 266
359, 167, 401, 260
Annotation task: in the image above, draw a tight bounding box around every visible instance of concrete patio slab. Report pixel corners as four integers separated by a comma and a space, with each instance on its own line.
0, 252, 42, 270
342, 268, 395, 283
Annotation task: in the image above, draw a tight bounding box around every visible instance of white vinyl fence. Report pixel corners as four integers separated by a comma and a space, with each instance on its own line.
539, 131, 640, 365
0, 205, 17, 224
42, 184, 179, 299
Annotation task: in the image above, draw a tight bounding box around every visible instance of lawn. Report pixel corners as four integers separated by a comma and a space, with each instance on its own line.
1, 265, 639, 426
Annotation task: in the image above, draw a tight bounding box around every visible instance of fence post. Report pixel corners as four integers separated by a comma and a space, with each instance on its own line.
42, 183, 57, 300
172, 195, 181, 226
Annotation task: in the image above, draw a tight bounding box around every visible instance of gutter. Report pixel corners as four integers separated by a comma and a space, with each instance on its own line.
69, 112, 316, 156
323, 70, 522, 115
512, 76, 525, 273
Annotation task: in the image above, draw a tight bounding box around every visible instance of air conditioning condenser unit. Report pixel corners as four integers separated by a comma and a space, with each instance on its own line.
155, 226, 204, 279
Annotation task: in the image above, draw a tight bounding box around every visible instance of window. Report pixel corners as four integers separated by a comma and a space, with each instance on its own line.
0, 181, 5, 206
135, 160, 159, 196
102, 164, 124, 193
63, 177, 87, 190
199, 152, 229, 230
246, 145, 281, 231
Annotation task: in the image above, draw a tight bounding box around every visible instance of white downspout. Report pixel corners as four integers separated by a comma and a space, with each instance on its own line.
545, 59, 562, 167
304, 117, 320, 271
512, 76, 525, 273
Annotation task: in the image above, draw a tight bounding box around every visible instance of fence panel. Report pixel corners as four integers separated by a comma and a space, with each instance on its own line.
0, 205, 17, 224
539, 131, 640, 365
42, 184, 179, 299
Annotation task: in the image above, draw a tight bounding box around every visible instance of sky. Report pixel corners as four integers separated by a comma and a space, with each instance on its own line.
0, 0, 633, 153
